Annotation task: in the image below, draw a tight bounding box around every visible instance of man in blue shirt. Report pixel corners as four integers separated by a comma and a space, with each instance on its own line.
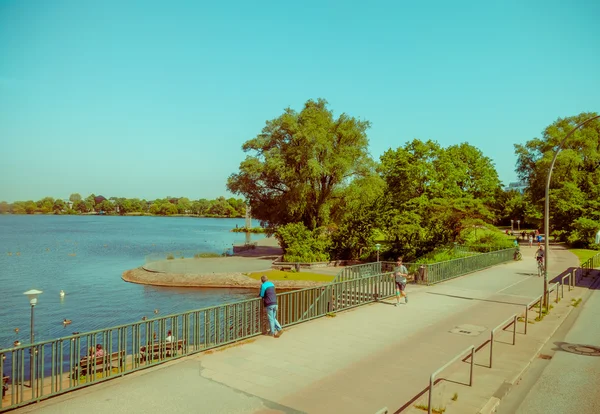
260, 275, 283, 337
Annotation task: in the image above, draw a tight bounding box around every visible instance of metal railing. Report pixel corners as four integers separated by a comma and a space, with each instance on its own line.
581, 251, 600, 276
0, 271, 397, 412
428, 346, 474, 414
418, 248, 514, 285
489, 314, 517, 368
524, 295, 543, 335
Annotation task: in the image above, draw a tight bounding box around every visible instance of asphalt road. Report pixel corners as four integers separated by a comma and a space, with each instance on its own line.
497, 273, 600, 414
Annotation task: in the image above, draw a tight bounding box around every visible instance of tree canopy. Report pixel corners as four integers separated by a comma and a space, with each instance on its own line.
227, 98, 373, 230
378, 139, 502, 259
515, 112, 600, 246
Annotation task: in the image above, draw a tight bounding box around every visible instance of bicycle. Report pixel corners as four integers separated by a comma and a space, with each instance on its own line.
514, 249, 522, 261
537, 258, 544, 277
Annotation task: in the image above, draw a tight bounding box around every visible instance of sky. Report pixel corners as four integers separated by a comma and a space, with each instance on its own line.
1, 0, 599, 203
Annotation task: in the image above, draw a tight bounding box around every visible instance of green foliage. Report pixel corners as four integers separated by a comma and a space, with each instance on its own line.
193, 252, 221, 258
567, 217, 600, 248
378, 139, 501, 261
515, 112, 600, 245
231, 227, 266, 233
275, 222, 331, 263
227, 98, 373, 230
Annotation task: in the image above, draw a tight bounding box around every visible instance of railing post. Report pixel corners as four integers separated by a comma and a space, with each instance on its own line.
512, 315, 517, 345
428, 374, 434, 414
525, 305, 528, 335
470, 347, 474, 386
490, 330, 494, 368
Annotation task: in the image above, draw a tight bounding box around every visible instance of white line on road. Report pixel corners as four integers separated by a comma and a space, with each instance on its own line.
497, 276, 534, 293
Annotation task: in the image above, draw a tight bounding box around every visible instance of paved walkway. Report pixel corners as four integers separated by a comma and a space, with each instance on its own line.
12, 245, 579, 414
497, 269, 600, 414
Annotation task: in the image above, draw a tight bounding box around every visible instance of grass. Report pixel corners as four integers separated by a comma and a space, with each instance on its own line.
246, 269, 335, 282
571, 298, 582, 307
414, 403, 446, 413
193, 252, 221, 258
569, 248, 599, 265
451, 393, 458, 401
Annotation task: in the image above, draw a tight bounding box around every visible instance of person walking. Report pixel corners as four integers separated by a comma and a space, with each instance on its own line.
391, 257, 408, 306
259, 275, 283, 337
528, 234, 533, 247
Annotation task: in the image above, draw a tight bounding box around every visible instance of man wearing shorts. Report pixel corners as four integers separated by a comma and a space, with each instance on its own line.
391, 257, 408, 306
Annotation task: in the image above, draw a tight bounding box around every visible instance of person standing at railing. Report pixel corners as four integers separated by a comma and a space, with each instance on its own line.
391, 257, 408, 306
259, 275, 283, 338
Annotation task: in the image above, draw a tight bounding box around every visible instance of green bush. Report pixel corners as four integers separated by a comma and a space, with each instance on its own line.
275, 223, 331, 263
193, 252, 221, 258
166, 254, 174, 260
231, 227, 266, 233
567, 217, 600, 248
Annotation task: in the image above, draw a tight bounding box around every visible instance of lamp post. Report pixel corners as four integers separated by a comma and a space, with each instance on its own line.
510, 220, 514, 232
23, 289, 42, 392
517, 220, 521, 231
543, 114, 600, 307
375, 244, 381, 262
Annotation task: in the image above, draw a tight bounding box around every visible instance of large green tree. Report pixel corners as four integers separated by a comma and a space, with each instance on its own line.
378, 139, 501, 259
515, 112, 600, 244
227, 98, 373, 230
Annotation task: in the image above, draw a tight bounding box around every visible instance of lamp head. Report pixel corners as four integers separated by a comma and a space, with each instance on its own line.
23, 289, 43, 306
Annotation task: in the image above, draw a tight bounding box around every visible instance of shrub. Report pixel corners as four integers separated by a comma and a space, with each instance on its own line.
166, 254, 174, 260
194, 252, 221, 258
275, 223, 331, 263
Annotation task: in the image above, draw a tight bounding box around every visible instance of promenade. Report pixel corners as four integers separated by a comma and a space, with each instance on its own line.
11, 244, 581, 414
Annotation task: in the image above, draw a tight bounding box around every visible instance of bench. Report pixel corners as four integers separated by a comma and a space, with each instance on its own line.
71, 351, 125, 379
139, 340, 184, 362
2, 375, 8, 398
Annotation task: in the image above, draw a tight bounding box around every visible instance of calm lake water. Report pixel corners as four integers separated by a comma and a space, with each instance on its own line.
0, 215, 264, 350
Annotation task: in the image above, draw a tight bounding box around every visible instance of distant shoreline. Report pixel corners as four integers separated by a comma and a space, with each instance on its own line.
0, 213, 247, 219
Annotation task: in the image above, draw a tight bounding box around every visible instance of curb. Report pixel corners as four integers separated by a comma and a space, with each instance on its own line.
478, 291, 580, 414
479, 397, 500, 414
507, 303, 575, 386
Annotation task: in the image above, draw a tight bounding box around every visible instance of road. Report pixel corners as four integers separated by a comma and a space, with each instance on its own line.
497, 272, 600, 414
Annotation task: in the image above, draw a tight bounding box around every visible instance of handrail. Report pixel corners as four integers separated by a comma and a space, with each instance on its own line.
489, 314, 517, 368
428, 345, 475, 414
524, 295, 543, 334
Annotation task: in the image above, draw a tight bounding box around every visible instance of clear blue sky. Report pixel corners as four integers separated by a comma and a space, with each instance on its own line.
1, 0, 598, 203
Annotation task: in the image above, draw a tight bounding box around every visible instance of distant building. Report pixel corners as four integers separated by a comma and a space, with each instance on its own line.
505, 181, 527, 194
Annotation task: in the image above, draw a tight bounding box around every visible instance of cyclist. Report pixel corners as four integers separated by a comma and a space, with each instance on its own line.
513, 238, 521, 260
535, 245, 545, 275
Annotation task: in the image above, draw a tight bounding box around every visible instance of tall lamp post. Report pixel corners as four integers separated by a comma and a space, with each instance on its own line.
544, 114, 600, 307
375, 244, 381, 262
23, 289, 42, 392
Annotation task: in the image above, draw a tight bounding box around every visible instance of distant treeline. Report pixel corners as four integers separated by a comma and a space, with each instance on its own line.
0, 194, 247, 217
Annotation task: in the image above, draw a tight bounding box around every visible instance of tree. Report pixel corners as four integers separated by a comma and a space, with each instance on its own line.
69, 193, 82, 203
227, 98, 373, 230
53, 199, 66, 214
515, 112, 600, 243
378, 139, 501, 260
0, 201, 9, 214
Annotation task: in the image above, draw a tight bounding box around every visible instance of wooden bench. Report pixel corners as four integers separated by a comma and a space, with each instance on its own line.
139, 340, 184, 362
2, 375, 8, 398
71, 351, 125, 379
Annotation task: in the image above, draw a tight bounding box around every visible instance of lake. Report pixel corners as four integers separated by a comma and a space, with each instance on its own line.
0, 215, 264, 350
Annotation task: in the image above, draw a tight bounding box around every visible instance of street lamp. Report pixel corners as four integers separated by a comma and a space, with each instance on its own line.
510, 220, 514, 232
23, 289, 42, 391
517, 220, 521, 231
375, 244, 381, 262
543, 114, 600, 307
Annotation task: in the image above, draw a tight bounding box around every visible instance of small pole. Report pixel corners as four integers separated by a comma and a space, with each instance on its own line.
525, 305, 528, 335
470, 347, 474, 386
490, 330, 494, 368
513, 315, 517, 345
428, 375, 433, 414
